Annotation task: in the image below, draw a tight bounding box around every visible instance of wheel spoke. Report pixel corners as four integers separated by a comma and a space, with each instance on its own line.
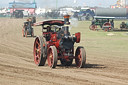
35, 41, 41, 63
34, 46, 37, 52
35, 55, 39, 61
36, 40, 40, 46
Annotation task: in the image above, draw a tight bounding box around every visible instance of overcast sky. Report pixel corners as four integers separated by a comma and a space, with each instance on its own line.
0, 0, 116, 8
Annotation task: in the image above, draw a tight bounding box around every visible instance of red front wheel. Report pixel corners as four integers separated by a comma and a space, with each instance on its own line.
89, 24, 96, 31
75, 46, 86, 68
47, 46, 58, 68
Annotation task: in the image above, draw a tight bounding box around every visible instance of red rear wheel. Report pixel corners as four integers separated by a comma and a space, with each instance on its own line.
33, 36, 47, 66
75, 46, 86, 68
22, 28, 25, 37
47, 46, 58, 68
102, 22, 111, 32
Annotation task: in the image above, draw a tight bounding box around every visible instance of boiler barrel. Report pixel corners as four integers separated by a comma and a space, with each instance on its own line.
95, 8, 128, 17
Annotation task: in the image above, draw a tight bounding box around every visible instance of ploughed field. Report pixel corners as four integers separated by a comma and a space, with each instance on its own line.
0, 18, 128, 85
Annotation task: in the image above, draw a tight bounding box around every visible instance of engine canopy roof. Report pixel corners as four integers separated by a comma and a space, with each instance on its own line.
34, 20, 65, 27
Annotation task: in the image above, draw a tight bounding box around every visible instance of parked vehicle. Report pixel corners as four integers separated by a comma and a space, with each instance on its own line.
22, 17, 36, 37
89, 16, 115, 32
120, 22, 128, 30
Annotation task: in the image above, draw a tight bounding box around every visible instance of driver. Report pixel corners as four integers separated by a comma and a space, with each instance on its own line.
47, 26, 53, 32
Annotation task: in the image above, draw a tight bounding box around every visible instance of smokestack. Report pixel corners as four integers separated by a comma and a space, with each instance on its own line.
64, 15, 70, 25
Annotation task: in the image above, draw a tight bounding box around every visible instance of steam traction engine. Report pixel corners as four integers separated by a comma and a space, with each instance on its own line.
90, 16, 115, 32
22, 17, 36, 37
33, 16, 86, 68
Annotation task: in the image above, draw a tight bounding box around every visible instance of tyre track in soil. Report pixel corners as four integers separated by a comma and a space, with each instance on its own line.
0, 18, 128, 85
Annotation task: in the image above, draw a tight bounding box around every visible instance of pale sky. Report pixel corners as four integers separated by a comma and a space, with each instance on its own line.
0, 0, 117, 8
